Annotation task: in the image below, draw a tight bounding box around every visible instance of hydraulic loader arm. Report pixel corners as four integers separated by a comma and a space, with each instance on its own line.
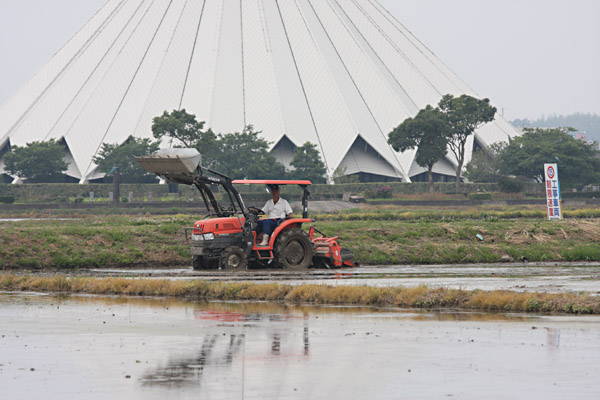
134, 148, 247, 218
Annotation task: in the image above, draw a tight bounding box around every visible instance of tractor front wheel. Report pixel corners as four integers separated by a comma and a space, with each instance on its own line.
192, 255, 218, 270
220, 246, 248, 270
192, 255, 205, 270
192, 256, 219, 270
275, 228, 314, 270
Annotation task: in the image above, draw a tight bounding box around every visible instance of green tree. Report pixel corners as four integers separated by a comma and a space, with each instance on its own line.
288, 142, 327, 184
438, 94, 497, 189
213, 126, 286, 179
388, 105, 449, 192
151, 109, 218, 166
3, 140, 68, 182
464, 142, 506, 183
498, 127, 600, 188
93, 137, 160, 183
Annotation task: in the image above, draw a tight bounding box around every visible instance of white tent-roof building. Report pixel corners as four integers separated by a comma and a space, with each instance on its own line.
0, 0, 519, 183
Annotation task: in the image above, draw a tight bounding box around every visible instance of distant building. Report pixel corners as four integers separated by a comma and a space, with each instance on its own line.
0, 0, 519, 183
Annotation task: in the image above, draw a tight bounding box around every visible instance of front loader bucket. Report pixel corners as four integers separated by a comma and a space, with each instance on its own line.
135, 148, 201, 184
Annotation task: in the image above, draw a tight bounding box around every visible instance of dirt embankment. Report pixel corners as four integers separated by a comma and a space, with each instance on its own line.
1, 211, 599, 269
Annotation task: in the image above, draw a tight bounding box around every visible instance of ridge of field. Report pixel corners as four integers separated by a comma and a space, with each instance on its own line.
1, 206, 599, 269
1, 274, 599, 314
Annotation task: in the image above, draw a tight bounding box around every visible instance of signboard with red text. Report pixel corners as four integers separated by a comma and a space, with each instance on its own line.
544, 163, 562, 220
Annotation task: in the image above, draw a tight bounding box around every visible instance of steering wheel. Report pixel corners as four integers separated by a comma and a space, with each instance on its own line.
219, 203, 235, 216
248, 206, 265, 216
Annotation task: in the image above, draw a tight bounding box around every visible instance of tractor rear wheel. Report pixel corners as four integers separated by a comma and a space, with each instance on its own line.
274, 228, 314, 270
220, 246, 248, 270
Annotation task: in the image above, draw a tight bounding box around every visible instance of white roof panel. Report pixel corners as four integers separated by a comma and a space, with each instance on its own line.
132, 0, 205, 140
408, 156, 456, 178
242, 0, 286, 145
0, 0, 122, 140
0, 0, 521, 182
338, 136, 401, 178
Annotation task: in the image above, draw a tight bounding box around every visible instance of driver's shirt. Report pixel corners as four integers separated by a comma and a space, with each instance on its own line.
262, 198, 293, 219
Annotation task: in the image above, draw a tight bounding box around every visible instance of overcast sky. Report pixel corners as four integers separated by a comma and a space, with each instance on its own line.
0, 0, 598, 120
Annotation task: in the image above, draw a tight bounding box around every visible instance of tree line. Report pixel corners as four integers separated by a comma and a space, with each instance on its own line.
5, 98, 598, 189
2, 109, 328, 184
388, 94, 600, 190
465, 127, 600, 189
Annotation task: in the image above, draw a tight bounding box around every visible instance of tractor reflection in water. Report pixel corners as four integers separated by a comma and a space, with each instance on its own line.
140, 308, 310, 387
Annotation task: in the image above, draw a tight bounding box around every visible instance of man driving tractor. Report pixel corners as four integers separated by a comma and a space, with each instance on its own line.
257, 184, 293, 246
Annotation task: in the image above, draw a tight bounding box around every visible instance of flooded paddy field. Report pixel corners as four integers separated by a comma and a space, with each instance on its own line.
78, 261, 600, 294
1, 293, 599, 399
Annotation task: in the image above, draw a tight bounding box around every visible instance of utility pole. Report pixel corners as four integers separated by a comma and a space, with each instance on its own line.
109, 166, 120, 203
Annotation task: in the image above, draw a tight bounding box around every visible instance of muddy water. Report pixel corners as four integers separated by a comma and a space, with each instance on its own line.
1, 293, 599, 399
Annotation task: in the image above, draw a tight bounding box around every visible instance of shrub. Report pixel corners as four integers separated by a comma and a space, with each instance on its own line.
562, 191, 599, 199
374, 186, 393, 199
362, 188, 375, 199
498, 176, 525, 193
0, 196, 15, 204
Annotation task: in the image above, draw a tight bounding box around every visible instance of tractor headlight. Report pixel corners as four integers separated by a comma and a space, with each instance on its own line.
191, 232, 214, 241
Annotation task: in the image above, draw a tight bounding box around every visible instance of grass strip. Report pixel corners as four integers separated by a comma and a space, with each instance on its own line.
1, 274, 598, 315
1, 214, 600, 267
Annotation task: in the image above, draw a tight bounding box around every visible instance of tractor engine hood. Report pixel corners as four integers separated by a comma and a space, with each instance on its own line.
194, 217, 244, 235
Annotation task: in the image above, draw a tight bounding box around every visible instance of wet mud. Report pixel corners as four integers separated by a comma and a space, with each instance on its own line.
1, 293, 599, 399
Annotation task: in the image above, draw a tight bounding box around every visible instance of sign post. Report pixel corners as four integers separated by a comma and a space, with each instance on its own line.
544, 163, 562, 220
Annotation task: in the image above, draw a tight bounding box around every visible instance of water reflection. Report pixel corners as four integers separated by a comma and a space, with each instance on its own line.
141, 307, 312, 387
136, 303, 537, 387
1, 292, 544, 323
409, 311, 538, 322
546, 327, 561, 357
193, 307, 308, 323
142, 334, 246, 387
3, 293, 599, 399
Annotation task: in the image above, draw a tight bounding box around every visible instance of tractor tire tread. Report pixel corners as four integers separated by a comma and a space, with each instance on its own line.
274, 228, 314, 270
220, 246, 248, 270
193, 255, 219, 270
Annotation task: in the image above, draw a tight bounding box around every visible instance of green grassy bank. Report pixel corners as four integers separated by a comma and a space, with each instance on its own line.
1, 209, 599, 269
0, 215, 190, 269
1, 274, 598, 314
317, 216, 600, 265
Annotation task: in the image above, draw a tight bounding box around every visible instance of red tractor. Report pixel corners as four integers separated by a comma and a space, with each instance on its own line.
136, 149, 356, 271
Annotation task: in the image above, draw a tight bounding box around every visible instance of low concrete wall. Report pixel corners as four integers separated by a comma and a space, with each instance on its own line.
0, 181, 546, 203
1, 198, 598, 213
